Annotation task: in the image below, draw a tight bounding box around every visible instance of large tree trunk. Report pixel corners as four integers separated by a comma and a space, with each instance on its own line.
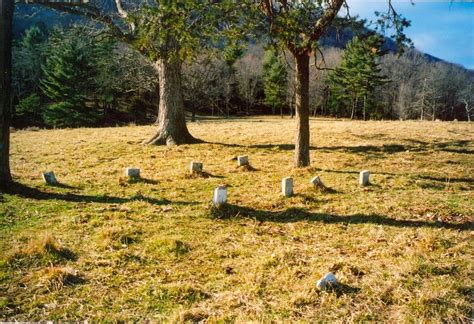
0, 0, 13, 190
294, 53, 310, 168
144, 57, 199, 145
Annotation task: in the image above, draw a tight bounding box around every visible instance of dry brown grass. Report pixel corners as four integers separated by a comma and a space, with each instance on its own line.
39, 266, 85, 291
6, 234, 76, 268
0, 117, 473, 321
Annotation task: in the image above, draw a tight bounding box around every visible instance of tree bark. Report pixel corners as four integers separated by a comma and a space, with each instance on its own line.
144, 57, 200, 145
363, 95, 367, 121
464, 100, 471, 122
0, 0, 13, 190
351, 95, 358, 120
293, 53, 310, 168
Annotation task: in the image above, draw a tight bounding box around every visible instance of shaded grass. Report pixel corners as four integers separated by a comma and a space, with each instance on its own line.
208, 204, 472, 231
1, 117, 473, 321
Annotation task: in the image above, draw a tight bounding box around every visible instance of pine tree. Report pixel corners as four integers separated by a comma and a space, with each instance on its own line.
14, 24, 48, 96
262, 49, 288, 117
40, 31, 102, 127
328, 35, 389, 120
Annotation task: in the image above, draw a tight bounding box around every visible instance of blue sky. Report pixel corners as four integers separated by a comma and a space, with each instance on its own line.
345, 0, 474, 69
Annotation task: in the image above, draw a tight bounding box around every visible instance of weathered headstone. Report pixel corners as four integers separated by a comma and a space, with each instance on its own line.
190, 161, 203, 174
316, 272, 338, 290
282, 177, 293, 197
213, 186, 227, 206
310, 176, 323, 187
359, 170, 370, 186
42, 171, 58, 185
237, 155, 249, 167
125, 167, 140, 179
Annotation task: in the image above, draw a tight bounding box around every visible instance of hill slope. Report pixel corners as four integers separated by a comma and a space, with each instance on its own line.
15, 4, 472, 73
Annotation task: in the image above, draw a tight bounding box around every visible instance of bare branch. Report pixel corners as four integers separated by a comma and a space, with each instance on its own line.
313, 47, 334, 71
115, 0, 135, 32
41, 3, 127, 40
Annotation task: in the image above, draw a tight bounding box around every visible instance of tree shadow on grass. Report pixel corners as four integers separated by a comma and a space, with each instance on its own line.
207, 142, 408, 153
311, 169, 474, 185
5, 182, 198, 206
185, 171, 225, 179
417, 175, 474, 184
210, 205, 472, 231
312, 168, 398, 177
207, 140, 473, 155
47, 182, 78, 189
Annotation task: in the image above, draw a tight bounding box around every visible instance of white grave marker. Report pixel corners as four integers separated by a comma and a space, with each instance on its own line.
213, 186, 227, 206
282, 177, 293, 197
316, 272, 338, 290
237, 155, 249, 166
125, 167, 140, 179
190, 161, 203, 174
42, 171, 58, 185
359, 170, 370, 186
310, 176, 323, 187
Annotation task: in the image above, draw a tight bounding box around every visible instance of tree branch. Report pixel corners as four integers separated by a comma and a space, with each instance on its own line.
309, 0, 345, 44
115, 0, 135, 32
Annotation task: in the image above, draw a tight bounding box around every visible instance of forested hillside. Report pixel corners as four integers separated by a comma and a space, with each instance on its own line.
12, 4, 474, 128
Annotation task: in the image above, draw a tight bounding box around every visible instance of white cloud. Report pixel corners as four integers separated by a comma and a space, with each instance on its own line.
411, 33, 437, 50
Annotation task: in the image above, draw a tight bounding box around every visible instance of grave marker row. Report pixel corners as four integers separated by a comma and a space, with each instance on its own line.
40, 156, 371, 208
212, 170, 371, 205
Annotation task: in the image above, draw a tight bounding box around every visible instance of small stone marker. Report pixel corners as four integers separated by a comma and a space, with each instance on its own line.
359, 170, 370, 186
213, 186, 227, 206
42, 171, 58, 185
310, 176, 323, 187
282, 177, 293, 197
125, 167, 140, 179
316, 272, 338, 290
237, 155, 249, 166
190, 161, 203, 174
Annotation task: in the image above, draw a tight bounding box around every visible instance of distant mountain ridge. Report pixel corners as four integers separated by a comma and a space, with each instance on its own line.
13, 4, 84, 37
13, 4, 471, 72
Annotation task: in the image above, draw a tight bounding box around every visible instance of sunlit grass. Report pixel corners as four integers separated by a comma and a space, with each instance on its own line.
1, 117, 473, 321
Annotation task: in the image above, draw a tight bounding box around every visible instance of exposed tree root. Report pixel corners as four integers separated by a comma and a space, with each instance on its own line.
143, 130, 203, 146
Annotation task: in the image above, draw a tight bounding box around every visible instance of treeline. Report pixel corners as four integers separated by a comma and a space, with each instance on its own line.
13, 24, 157, 128
12, 24, 473, 128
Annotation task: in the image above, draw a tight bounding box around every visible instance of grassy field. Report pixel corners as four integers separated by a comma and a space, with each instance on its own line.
1, 117, 473, 321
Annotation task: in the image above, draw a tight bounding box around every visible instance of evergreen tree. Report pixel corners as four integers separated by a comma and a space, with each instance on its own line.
12, 25, 49, 126
13, 24, 48, 97
40, 30, 105, 127
328, 35, 389, 120
262, 49, 288, 116
14, 93, 43, 127
222, 45, 245, 117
